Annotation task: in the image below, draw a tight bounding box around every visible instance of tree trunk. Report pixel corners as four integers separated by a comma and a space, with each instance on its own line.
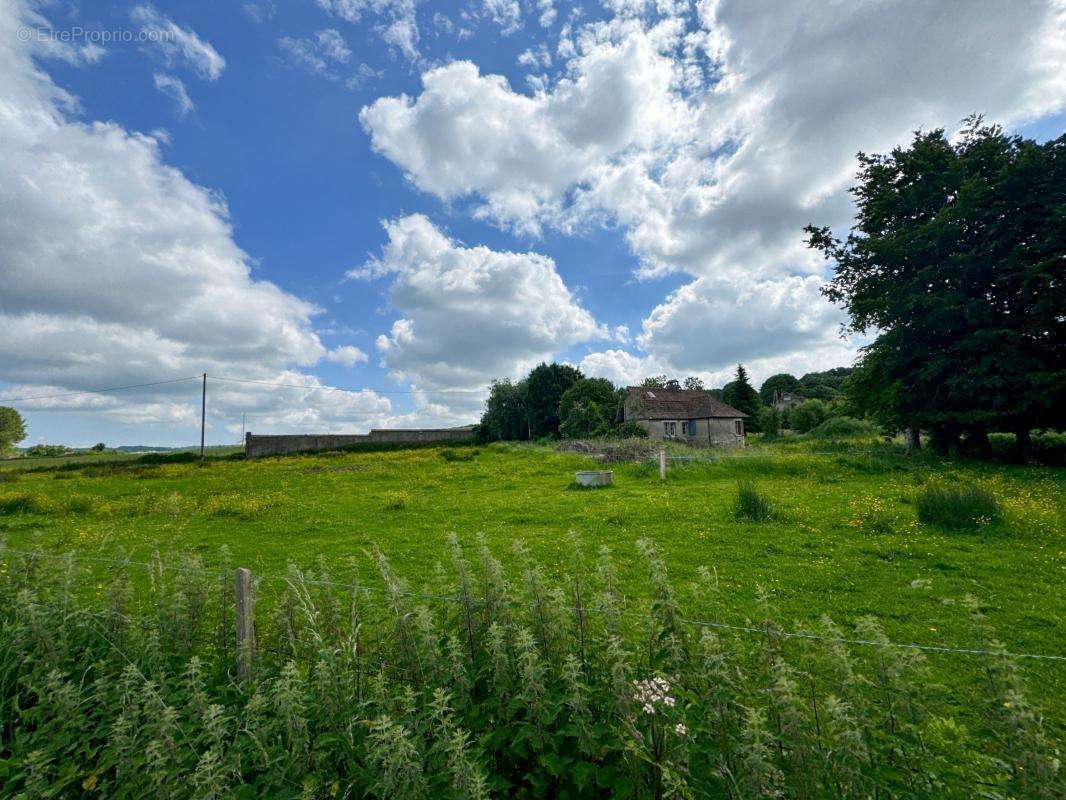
903, 428, 921, 453
964, 428, 991, 460
930, 426, 960, 457
1014, 425, 1032, 458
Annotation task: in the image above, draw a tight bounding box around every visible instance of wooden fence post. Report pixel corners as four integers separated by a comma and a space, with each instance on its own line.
659, 448, 667, 482
235, 567, 254, 679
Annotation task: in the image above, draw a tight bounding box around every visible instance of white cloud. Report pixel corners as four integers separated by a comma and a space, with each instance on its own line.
360, 24, 691, 235
325, 345, 369, 367
316, 0, 423, 63
130, 5, 226, 81
279, 28, 352, 79
482, 0, 521, 35
517, 43, 552, 69
352, 215, 605, 398
153, 72, 194, 115
0, 1, 389, 437
536, 0, 557, 28
361, 0, 1066, 383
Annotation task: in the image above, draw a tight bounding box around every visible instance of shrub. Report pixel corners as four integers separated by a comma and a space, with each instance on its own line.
757, 407, 781, 439
808, 416, 878, 439
613, 421, 648, 438
916, 483, 1001, 529
734, 480, 775, 521
788, 399, 828, 432
440, 448, 479, 462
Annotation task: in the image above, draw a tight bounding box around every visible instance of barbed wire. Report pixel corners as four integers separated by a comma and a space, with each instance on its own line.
4, 546, 1064, 664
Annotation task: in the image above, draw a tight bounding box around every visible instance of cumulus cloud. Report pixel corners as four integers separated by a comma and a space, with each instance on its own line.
0, 1, 388, 437
352, 215, 605, 399
325, 345, 369, 367
153, 72, 194, 115
362, 0, 1066, 383
130, 4, 226, 80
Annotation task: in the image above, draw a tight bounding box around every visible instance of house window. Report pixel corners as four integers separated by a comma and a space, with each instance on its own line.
734, 420, 743, 436
664, 421, 677, 437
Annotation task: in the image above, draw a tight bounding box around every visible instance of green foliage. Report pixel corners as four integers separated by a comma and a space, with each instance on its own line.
0, 407, 26, 453
757, 407, 781, 440
558, 378, 621, 439
916, 483, 1002, 530
0, 539, 1059, 799
524, 363, 584, 439
807, 416, 878, 439
789, 399, 828, 433
24, 444, 72, 458
480, 379, 529, 442
796, 368, 853, 402
722, 364, 761, 430
613, 421, 648, 439
734, 480, 774, 521
441, 448, 479, 462
91, 442, 107, 452
758, 373, 801, 405
808, 118, 1065, 450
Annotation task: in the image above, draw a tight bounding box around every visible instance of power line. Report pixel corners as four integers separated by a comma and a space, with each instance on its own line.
0, 376, 202, 403
210, 377, 486, 398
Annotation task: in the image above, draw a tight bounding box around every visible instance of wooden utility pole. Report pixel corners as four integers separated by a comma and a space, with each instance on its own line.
199, 373, 207, 466
659, 448, 667, 481
235, 567, 254, 679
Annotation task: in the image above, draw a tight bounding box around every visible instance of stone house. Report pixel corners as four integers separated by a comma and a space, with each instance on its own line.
621, 387, 747, 446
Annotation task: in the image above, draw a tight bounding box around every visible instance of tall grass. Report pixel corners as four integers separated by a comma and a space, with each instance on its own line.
917, 482, 1002, 529
734, 481, 775, 521
0, 539, 1059, 799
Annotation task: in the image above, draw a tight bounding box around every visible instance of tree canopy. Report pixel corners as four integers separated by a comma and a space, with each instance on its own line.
523, 363, 584, 438
722, 364, 761, 430
0, 407, 26, 454
807, 118, 1065, 450
759, 373, 801, 405
558, 378, 621, 439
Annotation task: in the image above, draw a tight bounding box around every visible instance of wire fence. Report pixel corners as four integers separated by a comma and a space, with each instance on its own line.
5, 545, 1064, 664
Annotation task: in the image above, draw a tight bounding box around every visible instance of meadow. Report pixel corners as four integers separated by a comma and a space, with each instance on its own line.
1, 438, 1063, 797
1, 439, 1063, 714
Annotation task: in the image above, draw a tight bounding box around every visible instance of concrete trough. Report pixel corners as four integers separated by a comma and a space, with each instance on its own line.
575, 470, 614, 488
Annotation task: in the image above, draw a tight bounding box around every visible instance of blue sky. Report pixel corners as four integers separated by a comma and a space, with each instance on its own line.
1, 0, 1064, 447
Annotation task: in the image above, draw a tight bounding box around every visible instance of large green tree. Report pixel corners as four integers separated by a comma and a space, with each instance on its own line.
807, 119, 1065, 453
0, 407, 26, 454
523, 362, 584, 438
722, 364, 761, 430
558, 378, 621, 438
479, 379, 528, 441
759, 373, 801, 405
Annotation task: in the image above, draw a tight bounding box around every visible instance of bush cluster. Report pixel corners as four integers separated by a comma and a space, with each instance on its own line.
0, 539, 1059, 799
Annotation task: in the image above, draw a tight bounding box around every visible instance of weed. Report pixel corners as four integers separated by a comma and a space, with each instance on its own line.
916, 482, 1001, 529
0, 492, 53, 515
382, 491, 409, 511
441, 448, 479, 462
734, 481, 774, 522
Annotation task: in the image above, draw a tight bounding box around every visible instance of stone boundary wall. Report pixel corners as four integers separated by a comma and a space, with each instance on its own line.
245, 428, 476, 458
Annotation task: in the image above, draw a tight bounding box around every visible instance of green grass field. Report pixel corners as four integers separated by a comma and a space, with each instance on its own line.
1, 439, 1063, 727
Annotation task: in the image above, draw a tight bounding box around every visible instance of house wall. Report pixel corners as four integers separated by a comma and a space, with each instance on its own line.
634, 418, 744, 447
245, 427, 476, 458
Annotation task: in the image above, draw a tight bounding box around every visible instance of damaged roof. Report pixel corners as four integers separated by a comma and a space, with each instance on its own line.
625, 387, 748, 420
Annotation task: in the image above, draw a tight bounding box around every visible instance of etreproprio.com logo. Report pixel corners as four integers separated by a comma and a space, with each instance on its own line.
17, 26, 175, 45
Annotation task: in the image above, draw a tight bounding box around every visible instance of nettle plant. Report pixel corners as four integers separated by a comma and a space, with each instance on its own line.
0, 535, 1061, 799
